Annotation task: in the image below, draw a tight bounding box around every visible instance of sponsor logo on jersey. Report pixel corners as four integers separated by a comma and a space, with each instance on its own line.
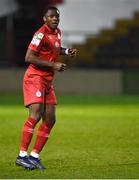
31, 32, 44, 46
31, 38, 41, 46
36, 90, 42, 97
35, 32, 44, 39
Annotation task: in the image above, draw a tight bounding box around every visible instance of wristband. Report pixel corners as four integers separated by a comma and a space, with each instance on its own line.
65, 48, 69, 55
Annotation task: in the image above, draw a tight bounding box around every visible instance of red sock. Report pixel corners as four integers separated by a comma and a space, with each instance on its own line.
20, 117, 38, 151
32, 122, 53, 154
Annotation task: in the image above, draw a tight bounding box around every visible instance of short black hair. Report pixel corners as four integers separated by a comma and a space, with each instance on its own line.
43, 6, 59, 16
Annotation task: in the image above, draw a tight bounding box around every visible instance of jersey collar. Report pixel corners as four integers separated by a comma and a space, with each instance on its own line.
44, 24, 58, 35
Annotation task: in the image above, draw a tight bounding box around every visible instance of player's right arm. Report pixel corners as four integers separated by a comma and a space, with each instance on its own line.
25, 49, 66, 72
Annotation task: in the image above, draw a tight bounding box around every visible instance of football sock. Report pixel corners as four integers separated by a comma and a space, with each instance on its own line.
31, 121, 53, 154
30, 151, 39, 158
20, 117, 38, 151
19, 150, 28, 157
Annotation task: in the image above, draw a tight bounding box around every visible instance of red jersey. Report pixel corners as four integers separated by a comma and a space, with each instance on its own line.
26, 24, 61, 81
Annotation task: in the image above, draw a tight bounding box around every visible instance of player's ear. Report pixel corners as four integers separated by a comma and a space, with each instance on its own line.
43, 16, 47, 23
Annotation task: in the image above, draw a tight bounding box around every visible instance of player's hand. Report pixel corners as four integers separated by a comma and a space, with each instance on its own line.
53, 62, 67, 72
68, 48, 77, 57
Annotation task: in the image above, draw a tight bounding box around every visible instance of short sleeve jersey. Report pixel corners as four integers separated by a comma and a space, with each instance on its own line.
26, 24, 61, 81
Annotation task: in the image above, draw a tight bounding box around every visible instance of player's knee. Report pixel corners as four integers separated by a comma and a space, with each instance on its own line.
30, 111, 43, 121
29, 104, 44, 121
45, 113, 56, 126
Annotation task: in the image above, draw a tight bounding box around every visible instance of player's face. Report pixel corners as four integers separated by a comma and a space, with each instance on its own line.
44, 9, 60, 30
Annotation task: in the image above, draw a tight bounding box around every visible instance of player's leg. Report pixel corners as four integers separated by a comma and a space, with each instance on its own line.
28, 87, 57, 169
20, 103, 44, 153
16, 103, 44, 170
32, 104, 56, 153
28, 105, 56, 169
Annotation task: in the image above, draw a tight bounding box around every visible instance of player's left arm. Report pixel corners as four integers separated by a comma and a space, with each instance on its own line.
60, 47, 77, 57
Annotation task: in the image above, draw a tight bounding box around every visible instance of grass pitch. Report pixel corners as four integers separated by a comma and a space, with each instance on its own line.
0, 93, 139, 179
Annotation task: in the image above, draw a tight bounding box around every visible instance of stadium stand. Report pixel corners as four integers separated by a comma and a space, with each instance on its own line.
62, 11, 139, 69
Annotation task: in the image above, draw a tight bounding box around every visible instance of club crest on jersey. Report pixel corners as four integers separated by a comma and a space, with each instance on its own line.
55, 41, 60, 47
36, 90, 42, 97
